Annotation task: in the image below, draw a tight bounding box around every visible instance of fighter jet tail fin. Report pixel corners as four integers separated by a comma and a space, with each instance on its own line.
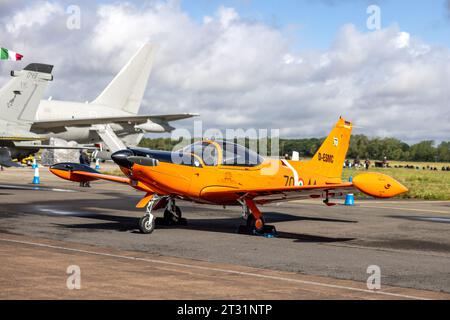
91, 43, 156, 115
301, 117, 353, 179
0, 63, 53, 122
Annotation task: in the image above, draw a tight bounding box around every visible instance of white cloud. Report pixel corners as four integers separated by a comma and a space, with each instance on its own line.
5, 1, 63, 35
394, 31, 410, 49
0, 1, 449, 143
216, 6, 239, 28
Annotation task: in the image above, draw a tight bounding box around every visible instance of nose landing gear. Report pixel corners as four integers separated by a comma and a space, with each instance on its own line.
138, 214, 155, 234
138, 196, 187, 234
138, 195, 160, 234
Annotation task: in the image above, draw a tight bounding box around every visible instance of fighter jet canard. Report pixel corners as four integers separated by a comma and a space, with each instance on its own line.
31, 43, 198, 156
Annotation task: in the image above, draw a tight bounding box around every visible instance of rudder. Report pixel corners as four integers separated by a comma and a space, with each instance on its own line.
91, 43, 156, 114
0, 63, 53, 122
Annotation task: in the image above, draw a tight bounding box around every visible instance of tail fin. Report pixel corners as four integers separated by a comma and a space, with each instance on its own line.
0, 63, 53, 122
302, 117, 353, 179
91, 43, 156, 114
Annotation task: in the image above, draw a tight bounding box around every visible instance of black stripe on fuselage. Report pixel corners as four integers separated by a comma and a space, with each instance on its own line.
50, 163, 99, 173
129, 148, 200, 167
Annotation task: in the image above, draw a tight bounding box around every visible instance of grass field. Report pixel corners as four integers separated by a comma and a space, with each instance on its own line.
387, 160, 450, 169
342, 167, 450, 200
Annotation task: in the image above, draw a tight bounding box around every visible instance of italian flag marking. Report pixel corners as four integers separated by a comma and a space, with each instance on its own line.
1, 47, 23, 61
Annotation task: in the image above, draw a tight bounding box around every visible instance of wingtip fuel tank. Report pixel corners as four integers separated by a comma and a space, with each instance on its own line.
352, 172, 408, 198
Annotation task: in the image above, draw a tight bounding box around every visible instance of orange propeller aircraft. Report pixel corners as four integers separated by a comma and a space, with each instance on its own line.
50, 117, 408, 235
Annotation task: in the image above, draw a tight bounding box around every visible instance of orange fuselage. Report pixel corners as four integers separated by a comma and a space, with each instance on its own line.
127, 157, 320, 204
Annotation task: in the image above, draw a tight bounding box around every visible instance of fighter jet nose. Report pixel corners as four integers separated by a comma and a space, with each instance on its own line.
111, 149, 135, 168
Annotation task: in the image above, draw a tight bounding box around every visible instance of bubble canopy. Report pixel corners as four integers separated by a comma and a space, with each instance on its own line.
179, 140, 264, 167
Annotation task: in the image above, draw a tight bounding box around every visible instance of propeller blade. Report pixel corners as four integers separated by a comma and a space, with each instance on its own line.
127, 156, 159, 167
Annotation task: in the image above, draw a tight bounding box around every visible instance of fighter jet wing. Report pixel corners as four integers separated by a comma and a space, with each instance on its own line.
200, 183, 356, 205
30, 113, 199, 129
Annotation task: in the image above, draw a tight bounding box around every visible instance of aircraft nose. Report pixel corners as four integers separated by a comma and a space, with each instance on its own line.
111, 149, 135, 168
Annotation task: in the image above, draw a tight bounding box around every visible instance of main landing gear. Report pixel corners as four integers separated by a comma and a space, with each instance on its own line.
240, 199, 277, 236
138, 196, 186, 234
163, 198, 185, 226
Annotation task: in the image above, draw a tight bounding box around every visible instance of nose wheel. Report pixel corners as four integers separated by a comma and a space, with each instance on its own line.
138, 214, 155, 234
138, 194, 160, 234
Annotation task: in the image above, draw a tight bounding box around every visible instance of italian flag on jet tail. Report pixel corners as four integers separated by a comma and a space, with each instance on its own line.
1, 47, 23, 61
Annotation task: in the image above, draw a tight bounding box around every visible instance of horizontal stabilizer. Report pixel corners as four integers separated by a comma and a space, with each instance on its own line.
23, 63, 54, 74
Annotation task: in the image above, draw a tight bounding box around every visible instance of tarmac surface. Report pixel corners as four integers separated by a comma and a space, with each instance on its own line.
1, 165, 449, 299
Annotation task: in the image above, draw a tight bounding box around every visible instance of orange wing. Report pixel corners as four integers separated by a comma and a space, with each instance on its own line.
49, 163, 155, 194
50, 163, 162, 209
50, 163, 130, 184
201, 183, 355, 204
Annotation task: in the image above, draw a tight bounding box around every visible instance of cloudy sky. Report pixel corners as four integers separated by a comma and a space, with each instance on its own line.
0, 0, 449, 143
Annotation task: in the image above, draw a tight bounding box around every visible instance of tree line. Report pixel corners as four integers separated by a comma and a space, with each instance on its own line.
138, 135, 450, 162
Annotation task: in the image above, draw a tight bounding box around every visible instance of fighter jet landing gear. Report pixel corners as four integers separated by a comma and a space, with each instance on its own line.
239, 199, 278, 237
163, 198, 186, 226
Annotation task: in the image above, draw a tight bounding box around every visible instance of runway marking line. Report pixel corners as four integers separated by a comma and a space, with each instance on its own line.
0, 237, 432, 300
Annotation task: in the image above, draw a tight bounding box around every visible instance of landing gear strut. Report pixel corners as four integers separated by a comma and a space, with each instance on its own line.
240, 198, 277, 236
163, 198, 184, 226
323, 190, 336, 207
138, 196, 186, 233
138, 195, 159, 234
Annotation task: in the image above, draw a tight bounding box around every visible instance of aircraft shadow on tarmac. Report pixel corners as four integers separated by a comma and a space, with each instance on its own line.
4, 195, 356, 243
57, 210, 356, 243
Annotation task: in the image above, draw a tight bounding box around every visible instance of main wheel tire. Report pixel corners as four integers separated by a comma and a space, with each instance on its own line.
246, 215, 265, 235
138, 215, 155, 234
163, 206, 182, 225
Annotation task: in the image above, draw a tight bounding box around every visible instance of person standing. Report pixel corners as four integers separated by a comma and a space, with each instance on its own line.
79, 150, 91, 187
